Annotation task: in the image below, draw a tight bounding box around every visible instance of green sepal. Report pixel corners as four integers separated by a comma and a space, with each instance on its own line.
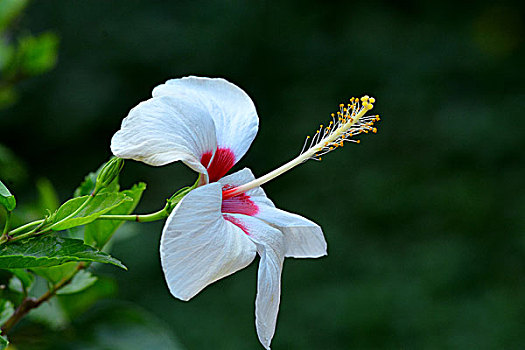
93, 157, 125, 195
51, 192, 131, 231
0, 180, 16, 211
0, 234, 126, 269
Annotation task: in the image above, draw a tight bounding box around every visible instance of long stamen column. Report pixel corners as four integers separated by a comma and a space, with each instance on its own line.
223, 96, 380, 199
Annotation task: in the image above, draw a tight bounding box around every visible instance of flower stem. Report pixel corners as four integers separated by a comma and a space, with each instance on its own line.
97, 207, 169, 222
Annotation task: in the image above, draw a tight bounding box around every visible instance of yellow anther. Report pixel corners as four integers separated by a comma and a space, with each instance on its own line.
369, 97, 375, 103
339, 104, 344, 108
361, 95, 369, 102
331, 113, 335, 117
356, 140, 361, 144
329, 147, 334, 150
372, 128, 377, 133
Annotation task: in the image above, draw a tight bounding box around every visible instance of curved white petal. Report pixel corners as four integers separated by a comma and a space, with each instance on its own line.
111, 94, 217, 176
160, 183, 256, 301
255, 208, 327, 258
227, 213, 285, 350
220, 168, 327, 258
153, 76, 259, 167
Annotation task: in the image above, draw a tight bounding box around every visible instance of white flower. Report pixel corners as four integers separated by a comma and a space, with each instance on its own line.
111, 76, 328, 349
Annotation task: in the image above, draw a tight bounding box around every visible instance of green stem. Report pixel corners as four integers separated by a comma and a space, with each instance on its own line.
2, 211, 11, 235
7, 219, 44, 236
98, 207, 169, 222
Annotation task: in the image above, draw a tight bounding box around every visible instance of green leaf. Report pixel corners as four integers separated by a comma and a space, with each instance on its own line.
0, 180, 16, 211
0, 299, 14, 325
58, 276, 117, 318
36, 178, 60, 212
85, 182, 146, 248
29, 294, 69, 330
51, 192, 131, 231
8, 268, 34, 290
32, 262, 78, 284
0, 0, 28, 32
16, 32, 59, 76
0, 334, 8, 350
66, 302, 184, 350
56, 270, 97, 295
0, 234, 126, 269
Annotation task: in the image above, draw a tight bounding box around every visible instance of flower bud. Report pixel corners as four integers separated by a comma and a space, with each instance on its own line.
93, 157, 125, 195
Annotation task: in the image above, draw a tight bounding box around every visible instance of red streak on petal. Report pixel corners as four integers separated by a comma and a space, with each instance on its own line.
200, 148, 236, 183
208, 148, 236, 182
221, 185, 259, 216
223, 214, 250, 235
200, 151, 212, 168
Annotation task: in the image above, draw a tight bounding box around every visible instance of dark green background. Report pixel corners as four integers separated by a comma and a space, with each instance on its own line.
1, 0, 525, 349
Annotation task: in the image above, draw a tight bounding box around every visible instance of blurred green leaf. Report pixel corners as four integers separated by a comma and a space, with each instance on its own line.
37, 178, 60, 212
29, 294, 69, 330
8, 268, 34, 291
0, 0, 28, 32
67, 302, 184, 350
0, 180, 16, 211
0, 145, 26, 183
58, 276, 117, 319
32, 262, 78, 284
0, 234, 126, 269
85, 182, 146, 248
0, 298, 14, 325
56, 270, 97, 295
0, 86, 17, 110
15, 32, 59, 76
0, 334, 7, 350
51, 193, 131, 231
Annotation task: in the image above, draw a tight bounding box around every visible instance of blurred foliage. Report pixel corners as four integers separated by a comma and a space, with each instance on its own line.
0, 0, 58, 109
0, 0, 524, 349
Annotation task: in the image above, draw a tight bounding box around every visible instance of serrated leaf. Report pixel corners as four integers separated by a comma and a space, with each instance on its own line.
0, 234, 126, 269
51, 192, 131, 231
0, 299, 14, 325
56, 270, 97, 295
85, 182, 146, 248
0, 180, 16, 211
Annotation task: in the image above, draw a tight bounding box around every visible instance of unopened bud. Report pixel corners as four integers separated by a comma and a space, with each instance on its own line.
93, 157, 125, 195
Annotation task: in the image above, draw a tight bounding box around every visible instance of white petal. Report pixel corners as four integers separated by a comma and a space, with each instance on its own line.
220, 168, 328, 258
111, 94, 217, 176
153, 76, 259, 165
160, 183, 256, 301
227, 213, 285, 350
256, 207, 327, 258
